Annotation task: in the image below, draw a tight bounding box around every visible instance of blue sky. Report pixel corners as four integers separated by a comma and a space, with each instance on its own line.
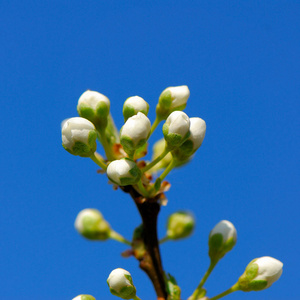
1, 1, 299, 299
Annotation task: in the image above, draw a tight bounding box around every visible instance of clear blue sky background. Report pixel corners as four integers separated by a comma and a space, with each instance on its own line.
1, 1, 299, 299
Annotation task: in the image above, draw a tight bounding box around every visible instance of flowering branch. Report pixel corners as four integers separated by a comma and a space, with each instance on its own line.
63, 86, 283, 300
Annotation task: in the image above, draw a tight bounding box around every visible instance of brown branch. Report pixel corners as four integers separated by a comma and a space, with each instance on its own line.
121, 185, 168, 300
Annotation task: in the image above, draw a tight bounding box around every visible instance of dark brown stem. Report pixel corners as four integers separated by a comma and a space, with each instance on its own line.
121, 186, 168, 300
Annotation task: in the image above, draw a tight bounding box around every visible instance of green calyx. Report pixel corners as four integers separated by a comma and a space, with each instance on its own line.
167, 212, 194, 240
80, 296, 96, 300
172, 139, 194, 162
123, 105, 148, 122
63, 130, 97, 157
163, 123, 191, 149
156, 90, 172, 119
109, 159, 142, 186
165, 273, 181, 300
78, 102, 109, 128
109, 286, 136, 300
238, 262, 267, 291
159, 90, 173, 109
208, 234, 236, 260
120, 135, 148, 157
81, 216, 111, 240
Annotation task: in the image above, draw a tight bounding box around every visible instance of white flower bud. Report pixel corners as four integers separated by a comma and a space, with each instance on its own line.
77, 90, 110, 128
172, 117, 206, 162
72, 295, 96, 300
61, 117, 97, 157
208, 220, 237, 261
74, 209, 111, 240
163, 111, 190, 149
123, 96, 149, 122
120, 112, 151, 156
166, 211, 195, 240
107, 268, 137, 299
107, 158, 142, 186
238, 256, 283, 291
187, 117, 206, 151
157, 85, 190, 119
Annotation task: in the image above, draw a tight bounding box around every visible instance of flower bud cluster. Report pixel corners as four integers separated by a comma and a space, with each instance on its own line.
61, 85, 283, 299
61, 85, 206, 190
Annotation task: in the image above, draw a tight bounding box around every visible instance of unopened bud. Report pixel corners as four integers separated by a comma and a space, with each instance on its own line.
123, 96, 149, 122
77, 90, 110, 128
74, 209, 111, 240
61, 117, 97, 157
166, 211, 195, 240
208, 220, 237, 261
107, 268, 137, 299
156, 85, 190, 119
238, 256, 283, 292
163, 111, 190, 149
172, 117, 206, 162
120, 112, 151, 156
107, 158, 141, 186
72, 295, 96, 300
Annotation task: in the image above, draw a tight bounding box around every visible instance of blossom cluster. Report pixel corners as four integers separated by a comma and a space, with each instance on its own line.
61, 86, 283, 300
61, 86, 206, 196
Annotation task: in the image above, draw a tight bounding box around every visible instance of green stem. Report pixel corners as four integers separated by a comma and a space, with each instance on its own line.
157, 158, 177, 183
98, 127, 115, 161
150, 159, 177, 196
159, 236, 170, 244
150, 116, 162, 135
142, 148, 170, 173
198, 260, 218, 290
90, 152, 107, 170
135, 180, 149, 198
189, 260, 218, 299
109, 230, 131, 246
209, 283, 240, 300
133, 295, 142, 300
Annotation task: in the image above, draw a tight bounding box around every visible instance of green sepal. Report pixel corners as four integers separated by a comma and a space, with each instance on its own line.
81, 295, 96, 300
119, 176, 139, 186
123, 106, 136, 122
96, 101, 110, 119
163, 124, 190, 149
159, 90, 172, 109
77, 104, 95, 122
172, 139, 194, 162
129, 164, 142, 179
238, 261, 268, 291
167, 211, 195, 240
209, 234, 236, 260
119, 285, 136, 299
120, 135, 135, 156
165, 273, 181, 300
81, 217, 111, 240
